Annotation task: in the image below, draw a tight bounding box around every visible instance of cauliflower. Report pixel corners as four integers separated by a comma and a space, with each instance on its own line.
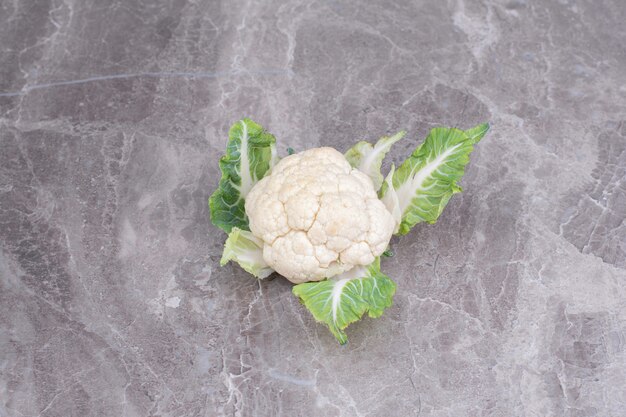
244, 147, 395, 283
210, 118, 489, 344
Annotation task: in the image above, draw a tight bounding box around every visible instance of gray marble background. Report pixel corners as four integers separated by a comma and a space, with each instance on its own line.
1, 1, 625, 416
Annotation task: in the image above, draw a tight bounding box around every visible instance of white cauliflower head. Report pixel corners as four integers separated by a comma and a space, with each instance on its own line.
244, 147, 395, 284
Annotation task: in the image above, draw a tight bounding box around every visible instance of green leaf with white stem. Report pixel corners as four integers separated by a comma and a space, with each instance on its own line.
220, 227, 274, 279
345, 131, 405, 190
209, 119, 278, 233
381, 124, 489, 235
292, 258, 396, 345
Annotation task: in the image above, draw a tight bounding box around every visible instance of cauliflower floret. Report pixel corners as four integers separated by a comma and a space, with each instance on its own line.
245, 147, 395, 284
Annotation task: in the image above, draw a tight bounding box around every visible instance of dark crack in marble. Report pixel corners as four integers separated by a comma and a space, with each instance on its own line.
1, 1, 625, 416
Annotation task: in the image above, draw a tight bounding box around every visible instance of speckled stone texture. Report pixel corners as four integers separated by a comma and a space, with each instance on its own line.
1, 1, 625, 416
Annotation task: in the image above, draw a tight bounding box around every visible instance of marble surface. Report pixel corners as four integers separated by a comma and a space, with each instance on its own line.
1, 1, 625, 416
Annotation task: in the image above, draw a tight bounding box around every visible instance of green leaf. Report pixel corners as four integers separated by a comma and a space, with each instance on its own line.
292, 258, 396, 345
345, 131, 405, 190
220, 227, 274, 279
209, 119, 278, 233
464, 122, 490, 144
381, 124, 489, 235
